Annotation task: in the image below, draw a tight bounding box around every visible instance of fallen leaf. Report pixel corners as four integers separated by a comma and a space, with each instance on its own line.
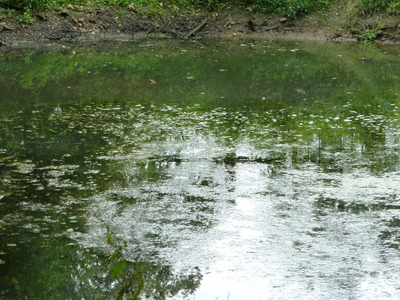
295, 88, 307, 95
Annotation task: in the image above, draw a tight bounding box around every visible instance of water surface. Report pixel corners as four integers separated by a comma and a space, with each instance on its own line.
1, 40, 400, 299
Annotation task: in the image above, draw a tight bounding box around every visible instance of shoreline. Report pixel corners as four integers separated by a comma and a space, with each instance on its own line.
1, 6, 400, 47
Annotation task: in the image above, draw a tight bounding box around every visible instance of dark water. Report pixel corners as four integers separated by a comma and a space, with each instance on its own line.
1, 40, 400, 299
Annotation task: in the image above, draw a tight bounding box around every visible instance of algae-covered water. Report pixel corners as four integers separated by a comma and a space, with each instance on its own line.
1, 40, 400, 299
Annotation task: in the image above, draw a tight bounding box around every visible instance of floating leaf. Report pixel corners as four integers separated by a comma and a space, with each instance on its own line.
295, 88, 306, 95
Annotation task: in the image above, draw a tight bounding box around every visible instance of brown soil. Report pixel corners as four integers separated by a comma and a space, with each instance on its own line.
1, 5, 400, 47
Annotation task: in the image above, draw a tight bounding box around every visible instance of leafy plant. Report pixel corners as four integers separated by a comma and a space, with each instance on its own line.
359, 23, 385, 43
280, 0, 311, 18
19, 9, 34, 23
246, 0, 330, 18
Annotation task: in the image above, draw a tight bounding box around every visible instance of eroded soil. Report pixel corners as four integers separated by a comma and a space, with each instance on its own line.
1, 5, 400, 46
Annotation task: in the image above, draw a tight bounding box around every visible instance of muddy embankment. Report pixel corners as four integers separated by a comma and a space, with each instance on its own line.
1, 5, 400, 46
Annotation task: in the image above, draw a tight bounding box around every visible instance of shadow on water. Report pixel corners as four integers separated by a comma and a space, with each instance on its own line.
1, 40, 400, 299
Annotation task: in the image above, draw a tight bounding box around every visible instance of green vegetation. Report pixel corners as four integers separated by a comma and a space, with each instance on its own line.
245, 0, 330, 18
359, 22, 386, 42
0, 0, 399, 16
359, 0, 400, 13
18, 9, 34, 23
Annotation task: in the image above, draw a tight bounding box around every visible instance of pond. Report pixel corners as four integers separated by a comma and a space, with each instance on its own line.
1, 40, 400, 299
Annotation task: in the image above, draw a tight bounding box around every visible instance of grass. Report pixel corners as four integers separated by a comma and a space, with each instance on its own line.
0, 0, 398, 27
0, 0, 399, 14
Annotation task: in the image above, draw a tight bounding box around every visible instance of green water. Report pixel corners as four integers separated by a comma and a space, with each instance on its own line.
1, 40, 400, 299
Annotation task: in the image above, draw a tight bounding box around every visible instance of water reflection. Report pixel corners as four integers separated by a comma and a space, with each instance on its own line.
1, 40, 400, 299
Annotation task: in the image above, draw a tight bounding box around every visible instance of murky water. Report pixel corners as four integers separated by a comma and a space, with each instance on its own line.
1, 40, 400, 299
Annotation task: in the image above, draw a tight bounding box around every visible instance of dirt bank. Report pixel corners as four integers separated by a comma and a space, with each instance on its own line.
1, 5, 400, 47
